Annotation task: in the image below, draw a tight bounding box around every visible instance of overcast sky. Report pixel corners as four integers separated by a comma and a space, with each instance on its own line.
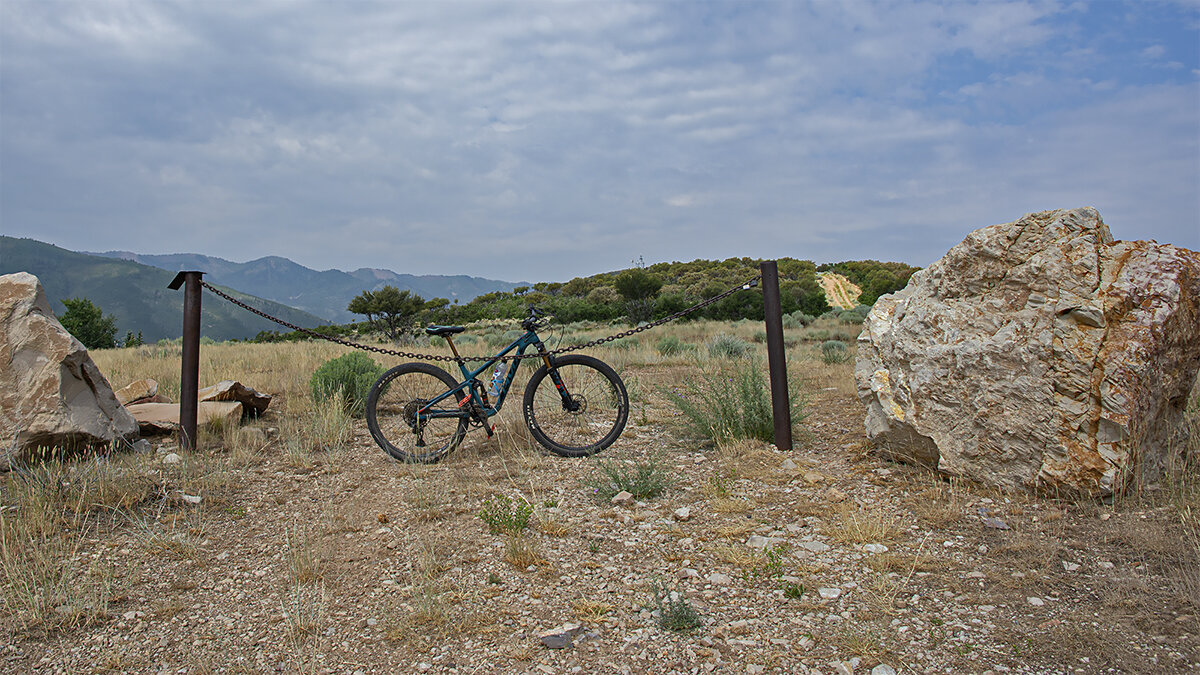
2, 1, 1197, 282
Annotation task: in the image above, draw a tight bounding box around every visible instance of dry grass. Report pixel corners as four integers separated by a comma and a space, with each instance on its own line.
572, 597, 614, 623
504, 534, 544, 569
825, 503, 903, 545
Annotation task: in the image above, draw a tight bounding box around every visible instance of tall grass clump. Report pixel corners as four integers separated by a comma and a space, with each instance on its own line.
706, 333, 753, 359
309, 352, 385, 417
821, 340, 851, 365
655, 335, 695, 356
584, 454, 672, 501
666, 357, 807, 444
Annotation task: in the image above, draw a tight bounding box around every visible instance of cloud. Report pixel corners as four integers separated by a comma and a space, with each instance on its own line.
0, 0, 1196, 282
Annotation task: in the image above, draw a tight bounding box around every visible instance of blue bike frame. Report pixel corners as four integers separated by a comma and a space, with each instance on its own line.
416, 328, 559, 422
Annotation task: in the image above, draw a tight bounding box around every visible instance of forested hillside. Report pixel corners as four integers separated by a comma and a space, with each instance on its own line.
438, 257, 831, 325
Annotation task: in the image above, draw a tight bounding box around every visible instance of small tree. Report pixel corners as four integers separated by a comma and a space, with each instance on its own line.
347, 285, 426, 342
59, 297, 118, 349
615, 268, 663, 324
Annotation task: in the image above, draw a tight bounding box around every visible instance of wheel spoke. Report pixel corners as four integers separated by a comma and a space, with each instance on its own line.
523, 355, 628, 457
367, 363, 467, 463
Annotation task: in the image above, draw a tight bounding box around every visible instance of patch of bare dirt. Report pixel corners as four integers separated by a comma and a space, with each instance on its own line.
3, 362, 1198, 675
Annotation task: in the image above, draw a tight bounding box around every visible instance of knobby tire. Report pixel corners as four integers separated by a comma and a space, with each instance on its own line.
522, 354, 629, 457
366, 362, 468, 464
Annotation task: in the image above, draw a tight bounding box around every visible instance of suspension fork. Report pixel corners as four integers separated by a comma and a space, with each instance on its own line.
534, 339, 581, 412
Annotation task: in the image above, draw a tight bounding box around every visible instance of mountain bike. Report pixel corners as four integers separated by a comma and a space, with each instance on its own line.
365, 306, 629, 463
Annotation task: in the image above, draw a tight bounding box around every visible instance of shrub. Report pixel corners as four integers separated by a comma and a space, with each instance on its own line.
781, 314, 801, 330
309, 352, 385, 417
584, 455, 671, 501
655, 335, 695, 356
650, 580, 702, 631
666, 357, 808, 444
821, 340, 851, 365
706, 333, 752, 359
477, 495, 533, 535
789, 311, 815, 327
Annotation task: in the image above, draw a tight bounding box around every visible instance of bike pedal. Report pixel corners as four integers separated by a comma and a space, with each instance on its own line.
485, 424, 495, 438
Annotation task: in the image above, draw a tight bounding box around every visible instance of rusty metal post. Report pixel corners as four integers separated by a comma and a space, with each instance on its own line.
760, 261, 793, 451
169, 271, 204, 451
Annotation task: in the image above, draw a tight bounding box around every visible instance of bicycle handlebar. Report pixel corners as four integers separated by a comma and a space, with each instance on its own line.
522, 304, 549, 330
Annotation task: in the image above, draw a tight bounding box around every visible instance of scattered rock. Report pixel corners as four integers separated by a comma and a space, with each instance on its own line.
818, 587, 842, 600
610, 491, 635, 507
872, 665, 898, 675
798, 541, 831, 553
539, 622, 585, 649
781, 458, 798, 470
823, 487, 846, 503
114, 378, 159, 406
747, 535, 785, 549
862, 543, 888, 554
673, 506, 692, 521
0, 272, 139, 468
1063, 561, 1081, 572
198, 380, 272, 417
982, 517, 1010, 530
856, 207, 1200, 496
1027, 596, 1045, 606
677, 568, 699, 580
707, 573, 733, 586
163, 453, 182, 465
173, 491, 202, 505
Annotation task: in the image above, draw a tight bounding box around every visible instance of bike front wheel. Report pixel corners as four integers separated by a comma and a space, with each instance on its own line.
366, 362, 468, 463
522, 354, 628, 457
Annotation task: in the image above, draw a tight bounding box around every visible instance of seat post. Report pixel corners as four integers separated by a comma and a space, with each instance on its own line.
445, 336, 463, 363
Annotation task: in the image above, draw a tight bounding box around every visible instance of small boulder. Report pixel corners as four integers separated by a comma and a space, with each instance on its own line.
199, 380, 271, 417
115, 379, 159, 406
538, 622, 584, 649
0, 273, 138, 468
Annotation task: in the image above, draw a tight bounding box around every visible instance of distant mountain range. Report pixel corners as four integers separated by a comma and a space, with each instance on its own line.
1, 237, 522, 341
0, 237, 327, 342
87, 250, 523, 323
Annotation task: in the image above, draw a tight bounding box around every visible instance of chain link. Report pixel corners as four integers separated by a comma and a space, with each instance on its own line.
200, 275, 762, 363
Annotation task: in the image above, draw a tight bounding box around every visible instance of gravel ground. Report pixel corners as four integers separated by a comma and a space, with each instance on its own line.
3, 371, 1198, 674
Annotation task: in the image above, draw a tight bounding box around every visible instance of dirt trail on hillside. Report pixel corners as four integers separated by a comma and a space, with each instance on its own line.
818, 273, 862, 309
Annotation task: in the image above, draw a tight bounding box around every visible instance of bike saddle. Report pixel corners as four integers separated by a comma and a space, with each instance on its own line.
425, 325, 466, 337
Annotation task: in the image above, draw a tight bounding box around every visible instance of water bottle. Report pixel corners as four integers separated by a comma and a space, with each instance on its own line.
488, 361, 509, 398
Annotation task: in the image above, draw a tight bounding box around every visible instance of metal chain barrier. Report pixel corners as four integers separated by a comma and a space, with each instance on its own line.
200, 275, 762, 363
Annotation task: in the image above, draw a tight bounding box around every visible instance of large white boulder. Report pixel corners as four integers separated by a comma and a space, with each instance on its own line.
0, 272, 138, 467
856, 208, 1200, 496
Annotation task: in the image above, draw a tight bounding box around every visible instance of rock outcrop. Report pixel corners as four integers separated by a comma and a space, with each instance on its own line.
0, 272, 139, 468
856, 208, 1200, 496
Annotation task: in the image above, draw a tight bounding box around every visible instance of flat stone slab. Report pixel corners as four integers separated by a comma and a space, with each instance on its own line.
125, 401, 242, 435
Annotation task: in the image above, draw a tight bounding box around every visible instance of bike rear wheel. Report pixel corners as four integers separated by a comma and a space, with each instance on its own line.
366, 362, 468, 463
522, 354, 628, 457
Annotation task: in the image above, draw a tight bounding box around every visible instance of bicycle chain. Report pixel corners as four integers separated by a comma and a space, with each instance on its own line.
200, 275, 762, 363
